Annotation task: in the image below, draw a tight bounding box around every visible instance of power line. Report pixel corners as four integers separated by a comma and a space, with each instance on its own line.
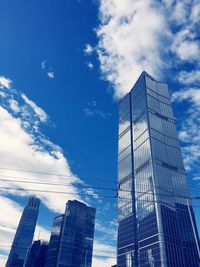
1, 177, 200, 199
0, 245, 116, 258
1, 186, 200, 203
0, 168, 199, 194
0, 186, 116, 199
0, 166, 117, 184
0, 178, 117, 192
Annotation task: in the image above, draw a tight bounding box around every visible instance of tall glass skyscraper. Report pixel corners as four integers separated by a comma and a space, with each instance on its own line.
6, 197, 40, 267
117, 72, 200, 267
45, 200, 96, 267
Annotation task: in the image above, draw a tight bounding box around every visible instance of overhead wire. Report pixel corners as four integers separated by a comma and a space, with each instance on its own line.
1, 185, 200, 203
0, 245, 116, 258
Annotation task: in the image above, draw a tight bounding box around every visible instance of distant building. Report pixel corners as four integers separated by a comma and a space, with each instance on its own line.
117, 72, 200, 266
6, 197, 40, 267
45, 200, 96, 267
25, 240, 48, 267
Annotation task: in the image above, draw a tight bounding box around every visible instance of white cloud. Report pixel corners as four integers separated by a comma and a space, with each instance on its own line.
190, 1, 200, 23
0, 76, 12, 89
0, 105, 82, 212
178, 70, 200, 85
41, 60, 47, 70
84, 107, 111, 119
21, 93, 48, 122
47, 71, 55, 79
87, 62, 94, 70
173, 40, 200, 61
170, 1, 190, 25
0, 74, 100, 266
84, 44, 94, 55
41, 60, 55, 79
9, 99, 20, 113
172, 88, 200, 170
96, 0, 168, 98
94, 0, 200, 98
0, 255, 7, 267
172, 88, 200, 103
92, 256, 115, 267
0, 76, 115, 266
92, 240, 116, 267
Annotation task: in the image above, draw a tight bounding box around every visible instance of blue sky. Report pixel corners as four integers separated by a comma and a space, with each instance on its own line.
0, 0, 200, 266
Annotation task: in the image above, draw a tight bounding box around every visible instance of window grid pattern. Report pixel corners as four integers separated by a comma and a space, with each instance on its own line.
117, 72, 200, 267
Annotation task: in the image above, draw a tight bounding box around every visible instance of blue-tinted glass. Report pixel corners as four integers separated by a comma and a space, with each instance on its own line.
45, 200, 95, 267
117, 72, 200, 267
6, 198, 40, 267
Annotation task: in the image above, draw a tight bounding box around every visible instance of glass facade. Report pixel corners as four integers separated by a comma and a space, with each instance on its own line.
45, 200, 96, 267
25, 240, 48, 267
117, 72, 200, 267
45, 215, 65, 267
6, 197, 40, 267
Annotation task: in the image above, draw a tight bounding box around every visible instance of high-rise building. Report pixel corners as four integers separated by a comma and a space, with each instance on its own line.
25, 240, 48, 267
6, 197, 40, 267
117, 72, 200, 267
45, 200, 96, 267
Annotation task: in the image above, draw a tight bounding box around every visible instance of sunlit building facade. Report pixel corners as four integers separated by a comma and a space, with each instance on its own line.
45, 200, 96, 267
117, 72, 200, 266
6, 197, 40, 267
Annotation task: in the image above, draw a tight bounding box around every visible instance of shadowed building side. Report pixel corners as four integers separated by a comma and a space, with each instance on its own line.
44, 214, 65, 267
25, 239, 48, 267
6, 197, 40, 267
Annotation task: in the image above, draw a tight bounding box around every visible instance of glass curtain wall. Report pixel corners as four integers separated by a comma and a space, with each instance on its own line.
6, 197, 40, 267
117, 72, 200, 267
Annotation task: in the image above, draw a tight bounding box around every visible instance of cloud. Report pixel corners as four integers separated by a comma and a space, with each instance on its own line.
93, 0, 200, 99
47, 71, 55, 79
41, 60, 47, 70
0, 74, 108, 266
172, 88, 200, 171
95, 0, 168, 98
178, 70, 200, 85
0, 76, 12, 89
92, 240, 116, 267
41, 60, 55, 79
84, 101, 112, 119
87, 62, 94, 70
84, 44, 94, 55
9, 99, 20, 113
172, 39, 200, 61
21, 93, 48, 123
172, 88, 200, 103
0, 75, 96, 213
0, 255, 7, 267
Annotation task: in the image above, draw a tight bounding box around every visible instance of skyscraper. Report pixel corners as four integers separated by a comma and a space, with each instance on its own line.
25, 240, 48, 267
45, 200, 96, 267
117, 72, 200, 267
6, 197, 40, 267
